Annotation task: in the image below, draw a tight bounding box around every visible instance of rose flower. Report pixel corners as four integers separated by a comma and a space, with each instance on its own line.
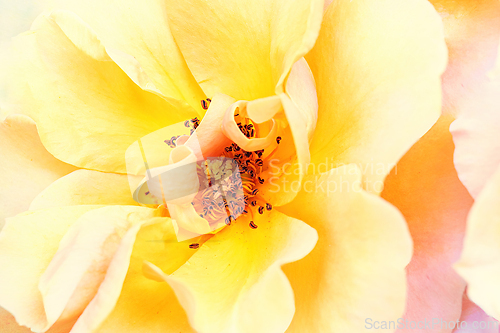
0, 0, 447, 332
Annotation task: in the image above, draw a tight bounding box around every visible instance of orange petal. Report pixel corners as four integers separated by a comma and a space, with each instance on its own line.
382, 115, 473, 332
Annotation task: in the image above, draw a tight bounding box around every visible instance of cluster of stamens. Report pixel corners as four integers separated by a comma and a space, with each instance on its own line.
194, 106, 282, 232
164, 117, 201, 148
184, 100, 282, 248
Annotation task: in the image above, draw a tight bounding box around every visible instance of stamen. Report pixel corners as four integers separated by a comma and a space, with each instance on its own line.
191, 117, 200, 129
191, 109, 284, 228
201, 99, 211, 110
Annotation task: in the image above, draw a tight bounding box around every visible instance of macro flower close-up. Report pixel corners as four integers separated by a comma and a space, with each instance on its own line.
1, 0, 500, 332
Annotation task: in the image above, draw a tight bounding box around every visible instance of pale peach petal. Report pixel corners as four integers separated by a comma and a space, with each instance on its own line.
455, 165, 500, 320
0, 306, 75, 333
450, 41, 500, 198
38, 206, 162, 331
91, 219, 211, 332
0, 206, 102, 331
0, 114, 76, 229
430, 0, 500, 117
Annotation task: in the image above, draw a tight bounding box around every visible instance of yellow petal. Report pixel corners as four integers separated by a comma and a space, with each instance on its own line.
455, 165, 500, 319
164, 0, 324, 101
240, 59, 318, 207
279, 165, 412, 332
306, 0, 447, 193
151, 210, 317, 333
90, 219, 208, 333
278, 57, 318, 179
0, 206, 102, 331
9, 10, 197, 174
222, 100, 279, 151
40, 0, 207, 113
0, 115, 76, 229
29, 169, 141, 210
38, 206, 161, 331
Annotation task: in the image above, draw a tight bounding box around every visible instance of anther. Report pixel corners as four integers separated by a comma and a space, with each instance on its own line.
249, 221, 258, 229
201, 99, 210, 110
258, 206, 264, 214
189, 243, 200, 249
266, 203, 272, 211
276, 136, 282, 144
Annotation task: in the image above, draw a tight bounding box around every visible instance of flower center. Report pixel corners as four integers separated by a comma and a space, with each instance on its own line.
191, 102, 282, 230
